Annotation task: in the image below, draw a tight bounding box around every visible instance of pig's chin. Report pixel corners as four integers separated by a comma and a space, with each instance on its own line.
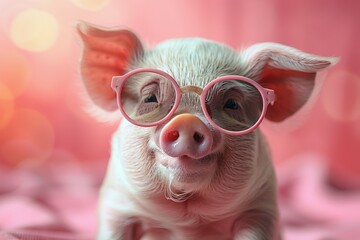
157, 154, 218, 201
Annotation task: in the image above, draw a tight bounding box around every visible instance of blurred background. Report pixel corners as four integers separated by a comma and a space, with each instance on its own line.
1, 0, 359, 185
0, 0, 359, 238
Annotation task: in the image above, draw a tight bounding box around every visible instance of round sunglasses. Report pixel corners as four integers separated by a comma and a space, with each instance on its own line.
111, 68, 275, 136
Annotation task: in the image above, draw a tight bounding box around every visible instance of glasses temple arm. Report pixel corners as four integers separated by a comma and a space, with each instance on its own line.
264, 88, 276, 106
111, 76, 121, 91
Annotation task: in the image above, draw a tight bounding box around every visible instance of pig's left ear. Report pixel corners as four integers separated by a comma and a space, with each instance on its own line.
241, 43, 337, 122
77, 21, 144, 111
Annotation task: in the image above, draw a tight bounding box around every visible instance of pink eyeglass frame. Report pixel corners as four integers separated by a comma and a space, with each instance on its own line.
111, 68, 275, 136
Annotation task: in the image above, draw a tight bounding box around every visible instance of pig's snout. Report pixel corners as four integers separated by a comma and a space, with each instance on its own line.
159, 114, 213, 159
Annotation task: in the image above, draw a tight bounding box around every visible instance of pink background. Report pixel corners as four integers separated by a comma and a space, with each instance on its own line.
0, 0, 360, 238
1, 0, 359, 186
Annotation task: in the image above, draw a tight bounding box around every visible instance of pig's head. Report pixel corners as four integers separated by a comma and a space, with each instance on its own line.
77, 22, 336, 203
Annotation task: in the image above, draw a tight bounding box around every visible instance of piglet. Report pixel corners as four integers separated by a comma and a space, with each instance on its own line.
77, 22, 336, 240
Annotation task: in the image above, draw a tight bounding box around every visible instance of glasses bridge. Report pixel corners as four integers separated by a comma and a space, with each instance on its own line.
180, 85, 203, 95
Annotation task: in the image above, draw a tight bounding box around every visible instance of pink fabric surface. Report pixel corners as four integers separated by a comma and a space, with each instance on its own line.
277, 154, 360, 240
0, 161, 102, 240
1, 155, 360, 240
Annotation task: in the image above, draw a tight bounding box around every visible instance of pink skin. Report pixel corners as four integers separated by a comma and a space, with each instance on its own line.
76, 21, 336, 240
159, 114, 214, 160
155, 114, 222, 191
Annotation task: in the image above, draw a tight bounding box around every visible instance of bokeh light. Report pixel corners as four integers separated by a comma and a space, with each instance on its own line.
322, 70, 360, 122
0, 83, 14, 130
70, 0, 110, 11
0, 108, 55, 167
10, 8, 59, 52
0, 50, 29, 97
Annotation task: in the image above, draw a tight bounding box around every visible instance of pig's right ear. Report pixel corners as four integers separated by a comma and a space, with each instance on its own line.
240, 43, 337, 122
76, 21, 144, 111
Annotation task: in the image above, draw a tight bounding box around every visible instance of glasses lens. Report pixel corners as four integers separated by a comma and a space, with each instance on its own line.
205, 79, 263, 132
120, 71, 176, 125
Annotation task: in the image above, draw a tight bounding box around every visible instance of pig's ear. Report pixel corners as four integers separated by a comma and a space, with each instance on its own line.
241, 43, 337, 122
77, 21, 144, 111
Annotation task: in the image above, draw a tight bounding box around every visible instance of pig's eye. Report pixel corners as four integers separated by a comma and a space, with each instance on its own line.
121, 73, 177, 125
205, 79, 264, 132
224, 99, 239, 110
144, 94, 158, 103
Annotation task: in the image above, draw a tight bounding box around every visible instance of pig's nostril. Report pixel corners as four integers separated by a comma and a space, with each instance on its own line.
166, 130, 180, 142
193, 132, 204, 143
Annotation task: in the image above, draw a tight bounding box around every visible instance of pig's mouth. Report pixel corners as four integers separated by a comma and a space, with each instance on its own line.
160, 154, 216, 167
157, 154, 219, 201
159, 154, 218, 176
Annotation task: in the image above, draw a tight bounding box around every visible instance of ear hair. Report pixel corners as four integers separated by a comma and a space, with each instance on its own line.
76, 21, 144, 111
241, 42, 338, 80
240, 42, 338, 122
